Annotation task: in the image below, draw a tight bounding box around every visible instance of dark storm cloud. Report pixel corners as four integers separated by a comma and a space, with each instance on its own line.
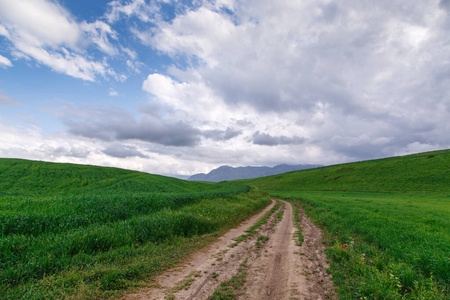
103, 144, 148, 158
440, 0, 450, 9
252, 131, 305, 146
51, 146, 90, 158
203, 127, 242, 141
235, 119, 254, 127
114, 118, 201, 146
319, 2, 339, 23
62, 105, 202, 147
147, 0, 450, 161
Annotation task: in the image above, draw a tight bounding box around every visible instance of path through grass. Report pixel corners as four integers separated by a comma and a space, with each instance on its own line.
271, 191, 450, 299
0, 159, 270, 299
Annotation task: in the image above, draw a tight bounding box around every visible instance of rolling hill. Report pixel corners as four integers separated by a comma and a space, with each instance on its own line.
243, 149, 450, 299
1, 149, 449, 299
244, 149, 450, 193
0, 158, 215, 196
0, 158, 270, 299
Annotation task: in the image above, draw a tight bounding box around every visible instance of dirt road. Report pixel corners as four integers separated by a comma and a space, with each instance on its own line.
122, 199, 335, 300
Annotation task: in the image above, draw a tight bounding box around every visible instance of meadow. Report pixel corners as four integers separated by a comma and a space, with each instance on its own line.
246, 149, 449, 193
247, 149, 450, 299
272, 191, 450, 299
0, 159, 270, 299
2, 149, 449, 299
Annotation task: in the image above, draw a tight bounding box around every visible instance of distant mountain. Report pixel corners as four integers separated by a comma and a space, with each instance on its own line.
187, 164, 323, 182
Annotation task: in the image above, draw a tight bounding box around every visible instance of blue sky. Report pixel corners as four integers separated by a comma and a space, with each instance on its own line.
0, 0, 449, 177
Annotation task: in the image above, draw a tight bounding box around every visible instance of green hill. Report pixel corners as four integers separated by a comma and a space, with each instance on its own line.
0, 158, 269, 299
245, 149, 450, 299
0, 158, 221, 196
245, 149, 450, 193
1, 150, 449, 299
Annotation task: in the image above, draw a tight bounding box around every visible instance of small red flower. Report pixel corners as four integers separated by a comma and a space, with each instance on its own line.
342, 245, 346, 249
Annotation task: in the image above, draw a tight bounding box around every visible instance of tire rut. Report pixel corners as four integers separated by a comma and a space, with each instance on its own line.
120, 199, 335, 300
120, 200, 277, 300
237, 200, 296, 299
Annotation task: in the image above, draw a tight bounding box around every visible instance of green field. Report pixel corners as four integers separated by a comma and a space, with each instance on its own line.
245, 149, 449, 193
247, 149, 450, 299
1, 149, 449, 299
0, 159, 270, 299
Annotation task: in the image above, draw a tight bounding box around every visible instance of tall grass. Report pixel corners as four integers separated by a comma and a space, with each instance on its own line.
271, 191, 450, 299
245, 149, 450, 193
245, 150, 450, 299
0, 188, 248, 236
0, 158, 226, 196
0, 159, 270, 299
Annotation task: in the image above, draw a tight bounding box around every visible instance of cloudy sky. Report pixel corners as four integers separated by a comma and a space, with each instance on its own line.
0, 0, 449, 177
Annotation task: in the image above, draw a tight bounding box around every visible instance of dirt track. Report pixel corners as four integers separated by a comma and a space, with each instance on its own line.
122, 199, 335, 300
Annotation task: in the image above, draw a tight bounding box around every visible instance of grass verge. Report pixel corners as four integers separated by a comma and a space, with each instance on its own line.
289, 200, 304, 246
271, 191, 450, 299
1, 188, 270, 299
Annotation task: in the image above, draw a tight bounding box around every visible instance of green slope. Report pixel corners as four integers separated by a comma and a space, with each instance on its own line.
243, 150, 450, 299
0, 158, 270, 299
0, 158, 221, 196
245, 149, 450, 193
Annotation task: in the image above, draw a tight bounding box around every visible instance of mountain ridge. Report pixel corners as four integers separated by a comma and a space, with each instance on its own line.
187, 164, 323, 182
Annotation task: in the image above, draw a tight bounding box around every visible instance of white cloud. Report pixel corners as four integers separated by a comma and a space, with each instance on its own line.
0, 120, 202, 175
397, 142, 443, 156
140, 0, 450, 164
122, 47, 138, 60
149, 7, 238, 67
0, 54, 12, 67
2, 0, 449, 176
106, 0, 159, 23
213, 0, 235, 10
142, 73, 234, 124
109, 88, 119, 96
0, 24, 10, 38
0, 0, 120, 81
80, 20, 119, 56
19, 43, 112, 81
0, 0, 81, 46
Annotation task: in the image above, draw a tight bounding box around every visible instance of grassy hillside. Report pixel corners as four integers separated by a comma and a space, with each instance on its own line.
2, 150, 449, 299
246, 149, 450, 299
245, 149, 450, 193
0, 158, 221, 196
274, 191, 450, 299
0, 158, 270, 299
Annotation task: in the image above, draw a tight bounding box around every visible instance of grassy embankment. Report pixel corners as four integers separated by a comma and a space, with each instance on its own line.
0, 159, 270, 299
245, 149, 450, 299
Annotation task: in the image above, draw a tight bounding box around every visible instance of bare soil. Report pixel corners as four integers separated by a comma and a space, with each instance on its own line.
121, 199, 335, 300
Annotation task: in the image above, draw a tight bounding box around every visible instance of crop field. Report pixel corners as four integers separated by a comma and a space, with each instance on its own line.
247, 149, 450, 299
0, 159, 270, 299
2, 149, 449, 299
246, 149, 450, 193
271, 191, 450, 299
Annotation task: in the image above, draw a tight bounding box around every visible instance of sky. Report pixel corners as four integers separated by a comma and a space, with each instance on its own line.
0, 0, 449, 177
